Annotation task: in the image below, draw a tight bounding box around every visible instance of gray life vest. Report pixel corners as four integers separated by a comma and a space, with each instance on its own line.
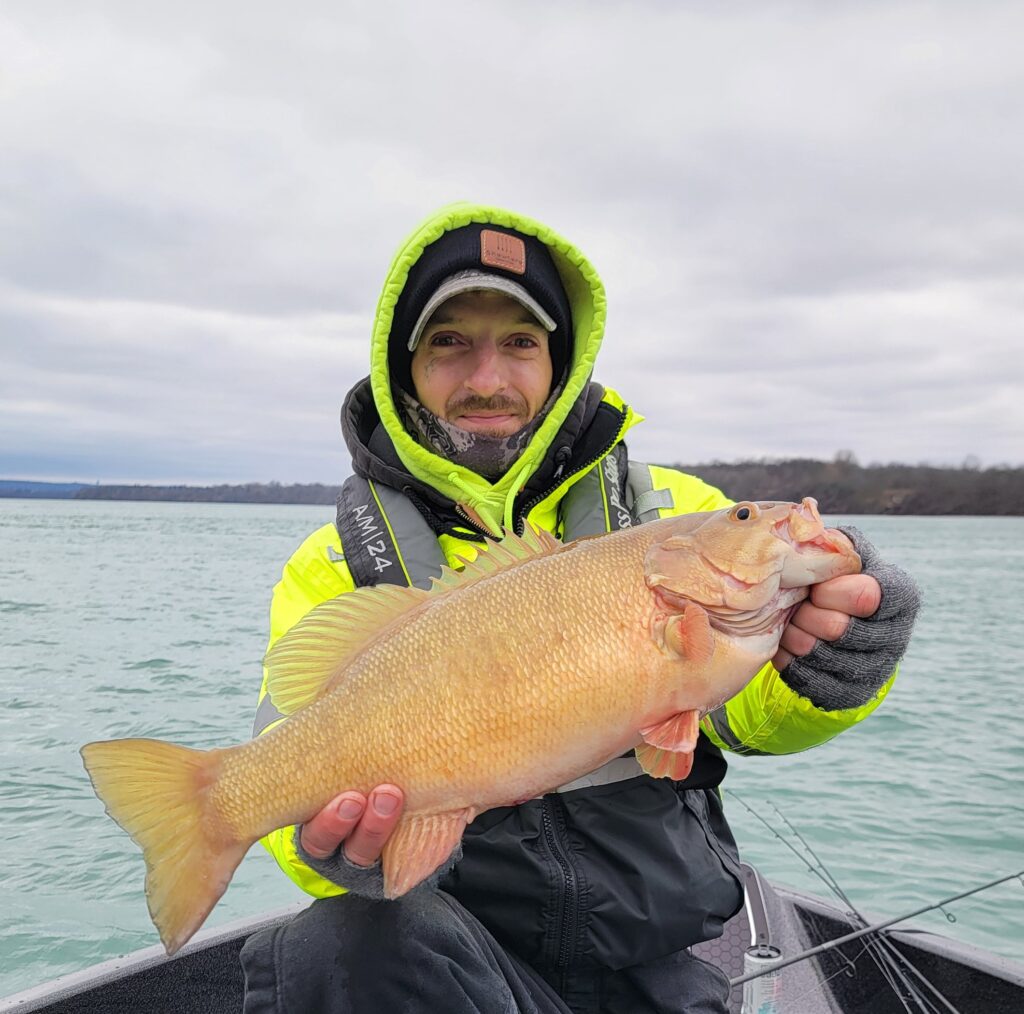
333, 447, 674, 590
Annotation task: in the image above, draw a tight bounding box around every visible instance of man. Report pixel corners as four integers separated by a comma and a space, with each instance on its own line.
241, 204, 919, 1013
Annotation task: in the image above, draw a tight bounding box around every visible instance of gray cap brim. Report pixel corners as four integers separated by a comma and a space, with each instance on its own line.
407, 270, 558, 352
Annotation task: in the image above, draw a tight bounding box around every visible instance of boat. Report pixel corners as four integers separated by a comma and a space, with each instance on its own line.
2, 863, 1021, 1013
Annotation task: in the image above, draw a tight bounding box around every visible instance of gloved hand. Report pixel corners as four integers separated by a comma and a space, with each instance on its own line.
775, 527, 921, 711
294, 785, 403, 899
294, 784, 461, 898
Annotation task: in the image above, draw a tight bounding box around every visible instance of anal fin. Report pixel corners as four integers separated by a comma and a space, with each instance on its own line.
381, 809, 473, 899
640, 709, 700, 752
636, 743, 696, 781
637, 709, 700, 781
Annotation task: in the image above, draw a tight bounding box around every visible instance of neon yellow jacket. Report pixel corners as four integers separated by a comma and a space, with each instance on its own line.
255, 203, 894, 898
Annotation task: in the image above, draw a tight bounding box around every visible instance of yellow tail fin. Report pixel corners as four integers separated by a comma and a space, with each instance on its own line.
81, 738, 248, 955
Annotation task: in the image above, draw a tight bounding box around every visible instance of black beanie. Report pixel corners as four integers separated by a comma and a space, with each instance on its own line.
388, 223, 573, 394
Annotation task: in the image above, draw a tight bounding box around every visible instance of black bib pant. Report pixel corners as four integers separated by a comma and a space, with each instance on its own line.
240, 889, 730, 1014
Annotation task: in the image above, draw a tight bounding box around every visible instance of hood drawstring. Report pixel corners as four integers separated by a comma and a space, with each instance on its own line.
447, 470, 477, 502
499, 452, 540, 533
503, 482, 518, 533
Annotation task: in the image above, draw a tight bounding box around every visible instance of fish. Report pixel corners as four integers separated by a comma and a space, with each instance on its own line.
81, 497, 860, 954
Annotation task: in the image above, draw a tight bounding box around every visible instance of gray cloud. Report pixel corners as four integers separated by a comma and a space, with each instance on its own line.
2, 1, 1022, 481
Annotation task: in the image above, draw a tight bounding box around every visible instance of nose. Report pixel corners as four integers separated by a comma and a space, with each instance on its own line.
464, 343, 506, 397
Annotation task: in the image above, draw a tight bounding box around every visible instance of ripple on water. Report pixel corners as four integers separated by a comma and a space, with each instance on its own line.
0, 778, 83, 803
151, 672, 191, 685
18, 734, 79, 752
4, 698, 44, 711
122, 658, 174, 671
0, 600, 47, 613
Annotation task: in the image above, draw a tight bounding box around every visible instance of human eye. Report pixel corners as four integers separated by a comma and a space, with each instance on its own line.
427, 331, 461, 348
509, 333, 541, 350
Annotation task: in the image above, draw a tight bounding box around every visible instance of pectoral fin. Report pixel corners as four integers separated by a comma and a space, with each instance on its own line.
381, 809, 473, 899
664, 604, 715, 664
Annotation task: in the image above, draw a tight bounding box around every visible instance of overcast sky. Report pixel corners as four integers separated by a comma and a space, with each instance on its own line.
2, 1, 1022, 484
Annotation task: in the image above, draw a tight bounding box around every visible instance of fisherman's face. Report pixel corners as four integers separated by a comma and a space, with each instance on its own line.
411, 291, 553, 438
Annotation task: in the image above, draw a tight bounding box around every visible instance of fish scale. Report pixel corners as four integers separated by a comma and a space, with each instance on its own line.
81, 498, 860, 954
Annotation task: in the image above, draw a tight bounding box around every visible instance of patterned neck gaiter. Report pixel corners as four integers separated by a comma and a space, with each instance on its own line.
398, 387, 561, 481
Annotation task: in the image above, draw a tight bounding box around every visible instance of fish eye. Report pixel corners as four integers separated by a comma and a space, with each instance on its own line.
730, 503, 758, 522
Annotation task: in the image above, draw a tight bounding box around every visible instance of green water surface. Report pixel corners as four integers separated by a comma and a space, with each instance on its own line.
1, 500, 1021, 996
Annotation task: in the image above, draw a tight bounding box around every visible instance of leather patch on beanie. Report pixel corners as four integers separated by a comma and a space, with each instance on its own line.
480, 229, 526, 275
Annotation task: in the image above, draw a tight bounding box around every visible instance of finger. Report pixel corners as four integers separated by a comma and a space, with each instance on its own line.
786, 602, 852, 644
300, 792, 367, 860
810, 574, 882, 618
343, 784, 405, 868
772, 646, 794, 671
778, 617, 818, 659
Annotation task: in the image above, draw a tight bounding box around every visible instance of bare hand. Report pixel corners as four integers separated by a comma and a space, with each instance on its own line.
773, 532, 882, 672
299, 784, 405, 867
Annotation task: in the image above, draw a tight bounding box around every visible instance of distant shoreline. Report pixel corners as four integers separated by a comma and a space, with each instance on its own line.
4, 459, 1022, 514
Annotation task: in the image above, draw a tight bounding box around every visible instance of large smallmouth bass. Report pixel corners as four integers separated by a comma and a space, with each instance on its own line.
81, 497, 859, 954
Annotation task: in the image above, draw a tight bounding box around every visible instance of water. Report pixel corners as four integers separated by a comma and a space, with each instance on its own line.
1, 500, 1022, 996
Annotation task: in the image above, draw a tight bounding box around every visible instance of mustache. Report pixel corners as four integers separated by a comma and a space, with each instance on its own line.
447, 393, 527, 416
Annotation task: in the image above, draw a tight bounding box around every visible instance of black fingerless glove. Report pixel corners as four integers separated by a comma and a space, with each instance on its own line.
780, 527, 921, 711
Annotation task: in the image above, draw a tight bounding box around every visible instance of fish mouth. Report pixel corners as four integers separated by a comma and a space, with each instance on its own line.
771, 498, 861, 588
772, 498, 847, 554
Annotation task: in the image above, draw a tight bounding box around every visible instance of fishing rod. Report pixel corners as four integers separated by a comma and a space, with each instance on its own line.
729, 869, 1024, 987
734, 790, 917, 1005
766, 801, 959, 1014
728, 791, 953, 1013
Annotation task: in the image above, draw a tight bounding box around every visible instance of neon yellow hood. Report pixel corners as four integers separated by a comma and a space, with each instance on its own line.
369, 202, 635, 534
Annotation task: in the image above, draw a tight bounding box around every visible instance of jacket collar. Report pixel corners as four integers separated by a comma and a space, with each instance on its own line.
341, 376, 634, 537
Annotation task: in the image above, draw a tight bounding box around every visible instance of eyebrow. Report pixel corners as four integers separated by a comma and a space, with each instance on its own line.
426, 311, 458, 326
427, 312, 543, 328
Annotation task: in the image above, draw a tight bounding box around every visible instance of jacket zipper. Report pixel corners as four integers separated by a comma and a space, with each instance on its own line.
453, 502, 488, 534
541, 796, 580, 968
514, 409, 629, 536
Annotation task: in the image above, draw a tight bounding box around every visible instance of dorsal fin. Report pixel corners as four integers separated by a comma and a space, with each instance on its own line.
431, 524, 563, 593
264, 526, 563, 716
263, 583, 429, 715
